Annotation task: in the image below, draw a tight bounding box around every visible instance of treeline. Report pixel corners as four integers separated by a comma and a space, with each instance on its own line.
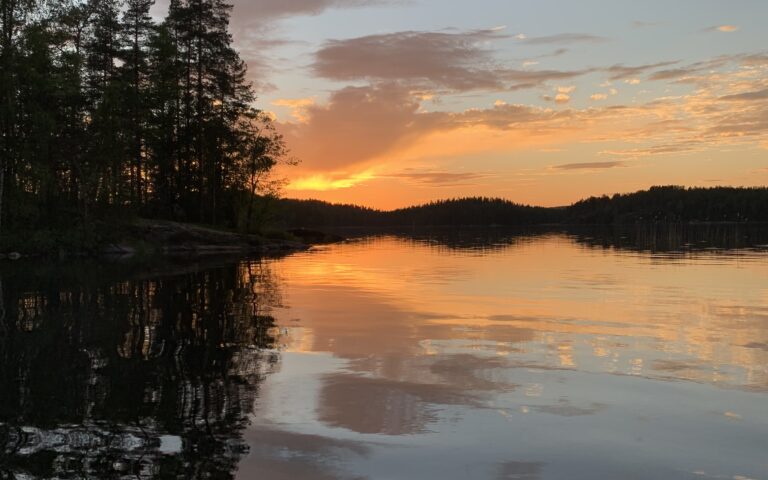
391, 197, 562, 226
0, 0, 284, 240
274, 197, 563, 228
567, 186, 768, 223
272, 187, 768, 228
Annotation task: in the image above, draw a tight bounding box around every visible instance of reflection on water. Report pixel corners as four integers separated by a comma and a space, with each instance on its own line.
1, 227, 768, 479
0, 260, 281, 478
253, 228, 768, 480
334, 223, 768, 253
567, 223, 768, 253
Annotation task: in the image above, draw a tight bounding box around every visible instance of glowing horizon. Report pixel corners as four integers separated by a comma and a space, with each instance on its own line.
157, 0, 768, 209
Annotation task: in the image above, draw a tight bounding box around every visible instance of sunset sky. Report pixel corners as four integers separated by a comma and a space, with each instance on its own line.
163, 0, 768, 209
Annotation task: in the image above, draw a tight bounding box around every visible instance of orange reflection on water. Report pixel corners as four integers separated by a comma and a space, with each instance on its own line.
265, 235, 768, 390
241, 233, 768, 480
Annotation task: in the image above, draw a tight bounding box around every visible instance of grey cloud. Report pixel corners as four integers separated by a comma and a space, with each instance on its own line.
313, 29, 589, 91
314, 29, 502, 90
649, 68, 694, 81
519, 33, 608, 45
385, 171, 494, 187
235, 0, 397, 20
545, 48, 569, 57
720, 88, 768, 101
742, 53, 768, 66
553, 161, 626, 170
707, 113, 768, 137
743, 342, 768, 351
647, 55, 742, 82
602, 141, 703, 158
605, 61, 678, 80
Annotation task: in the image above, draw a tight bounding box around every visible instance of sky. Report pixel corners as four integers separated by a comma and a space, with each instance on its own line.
163, 0, 768, 209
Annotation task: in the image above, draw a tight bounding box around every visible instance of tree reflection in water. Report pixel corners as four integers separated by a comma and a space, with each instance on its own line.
356, 223, 768, 253
0, 259, 282, 479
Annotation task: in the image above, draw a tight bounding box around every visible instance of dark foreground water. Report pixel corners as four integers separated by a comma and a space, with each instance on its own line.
1, 226, 767, 479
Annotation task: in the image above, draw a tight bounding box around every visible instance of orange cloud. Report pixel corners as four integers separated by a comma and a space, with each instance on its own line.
279, 85, 598, 179
272, 97, 316, 122
554, 86, 575, 104
279, 84, 430, 173
702, 25, 740, 33
279, 54, 768, 201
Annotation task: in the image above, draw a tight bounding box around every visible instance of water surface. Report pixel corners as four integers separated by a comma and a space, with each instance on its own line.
1, 229, 767, 479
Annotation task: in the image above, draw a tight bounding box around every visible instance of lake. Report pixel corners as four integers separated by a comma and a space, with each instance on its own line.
1, 227, 767, 479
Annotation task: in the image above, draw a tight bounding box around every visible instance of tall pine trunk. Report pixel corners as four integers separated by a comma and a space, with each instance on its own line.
0, 164, 5, 236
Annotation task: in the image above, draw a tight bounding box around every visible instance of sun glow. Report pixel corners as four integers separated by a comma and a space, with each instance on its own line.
288, 171, 376, 191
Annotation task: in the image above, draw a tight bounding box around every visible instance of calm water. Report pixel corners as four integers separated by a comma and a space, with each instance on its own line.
1, 228, 767, 479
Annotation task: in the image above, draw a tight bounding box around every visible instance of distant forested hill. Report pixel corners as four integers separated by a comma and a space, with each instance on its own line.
566, 186, 768, 223
274, 197, 563, 228
272, 187, 768, 228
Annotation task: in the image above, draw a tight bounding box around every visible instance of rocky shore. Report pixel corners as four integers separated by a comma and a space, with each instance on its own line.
1, 220, 344, 260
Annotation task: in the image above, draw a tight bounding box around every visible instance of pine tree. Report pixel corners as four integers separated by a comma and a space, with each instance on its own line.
146, 21, 182, 217
0, 0, 35, 234
120, 0, 153, 207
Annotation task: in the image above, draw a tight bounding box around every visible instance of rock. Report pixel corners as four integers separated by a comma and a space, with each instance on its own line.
8, 252, 21, 260
287, 228, 345, 244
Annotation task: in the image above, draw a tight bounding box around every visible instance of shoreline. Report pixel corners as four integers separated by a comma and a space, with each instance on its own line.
0, 220, 344, 261
2, 220, 766, 261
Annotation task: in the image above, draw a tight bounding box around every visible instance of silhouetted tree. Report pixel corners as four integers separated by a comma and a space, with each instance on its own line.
0, 0, 289, 248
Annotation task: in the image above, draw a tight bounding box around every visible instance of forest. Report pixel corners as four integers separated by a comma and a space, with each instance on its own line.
275, 197, 562, 228
0, 0, 285, 249
566, 186, 768, 223
273, 186, 768, 228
